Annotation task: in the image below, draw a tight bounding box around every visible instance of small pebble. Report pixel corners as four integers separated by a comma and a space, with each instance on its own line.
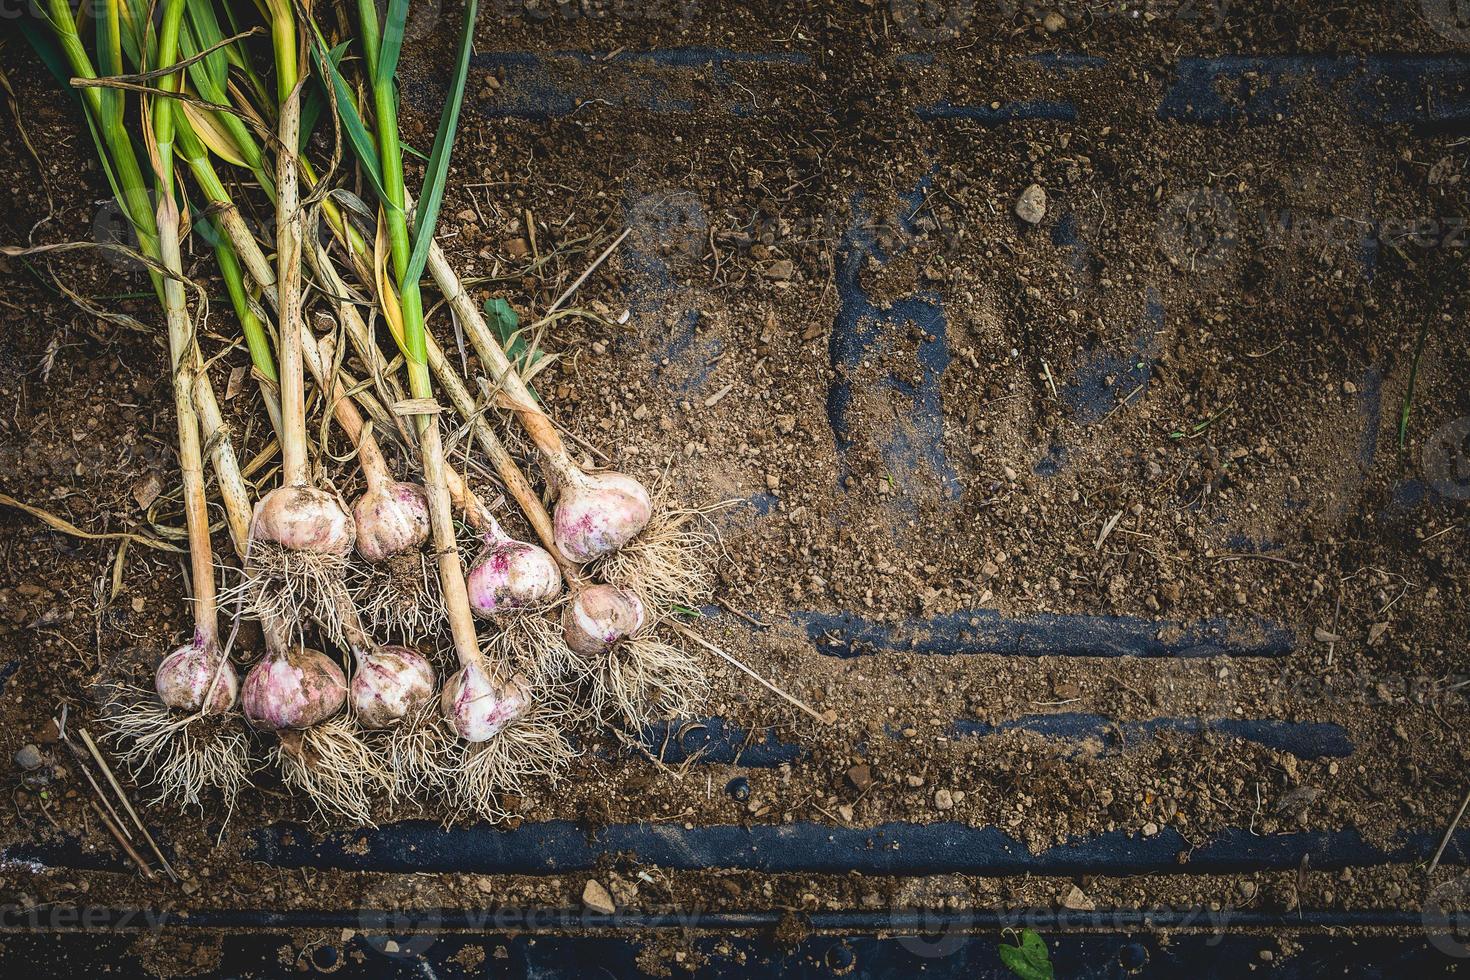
1061, 885, 1095, 911
14, 745, 42, 771
934, 788, 955, 810
1016, 184, 1047, 224
582, 879, 617, 915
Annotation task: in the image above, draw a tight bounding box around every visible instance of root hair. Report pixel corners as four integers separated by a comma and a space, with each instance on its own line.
227, 543, 354, 645
482, 604, 592, 691
274, 716, 388, 825
375, 702, 452, 802
441, 685, 578, 823
592, 631, 706, 731
101, 688, 252, 818
350, 551, 446, 641
593, 499, 723, 616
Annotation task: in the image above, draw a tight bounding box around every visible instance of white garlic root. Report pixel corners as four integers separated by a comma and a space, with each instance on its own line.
592, 485, 725, 616
439, 672, 577, 823
482, 603, 590, 694
273, 721, 382, 826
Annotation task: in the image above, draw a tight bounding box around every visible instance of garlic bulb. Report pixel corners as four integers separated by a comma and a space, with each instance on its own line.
350, 645, 436, 729
252, 485, 356, 556
155, 638, 238, 715
440, 661, 529, 742
242, 647, 347, 730
553, 469, 652, 562
467, 539, 562, 617
562, 583, 646, 655
353, 481, 431, 563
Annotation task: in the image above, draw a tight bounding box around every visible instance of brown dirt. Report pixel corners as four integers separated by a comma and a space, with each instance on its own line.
0, 1, 1468, 973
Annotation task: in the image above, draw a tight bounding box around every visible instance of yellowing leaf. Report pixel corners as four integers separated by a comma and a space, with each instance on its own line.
180, 97, 248, 168
374, 210, 407, 351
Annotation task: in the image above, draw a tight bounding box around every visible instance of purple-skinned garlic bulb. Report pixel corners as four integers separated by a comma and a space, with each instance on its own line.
553, 469, 652, 563
242, 646, 347, 731
350, 644, 437, 729
562, 583, 646, 656
440, 661, 530, 742
155, 634, 238, 715
353, 480, 431, 563
466, 515, 563, 618
252, 485, 356, 556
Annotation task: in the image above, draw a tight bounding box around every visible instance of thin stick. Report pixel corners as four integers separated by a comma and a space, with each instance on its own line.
303, 331, 394, 489
546, 226, 630, 315
309, 242, 411, 441
1429, 784, 1470, 875
1326, 584, 1343, 667
59, 731, 132, 841
88, 798, 155, 881
78, 728, 178, 881
1212, 552, 1302, 568
0, 492, 179, 552
667, 621, 827, 724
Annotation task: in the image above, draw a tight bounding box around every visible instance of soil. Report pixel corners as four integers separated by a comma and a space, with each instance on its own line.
0, 0, 1468, 975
